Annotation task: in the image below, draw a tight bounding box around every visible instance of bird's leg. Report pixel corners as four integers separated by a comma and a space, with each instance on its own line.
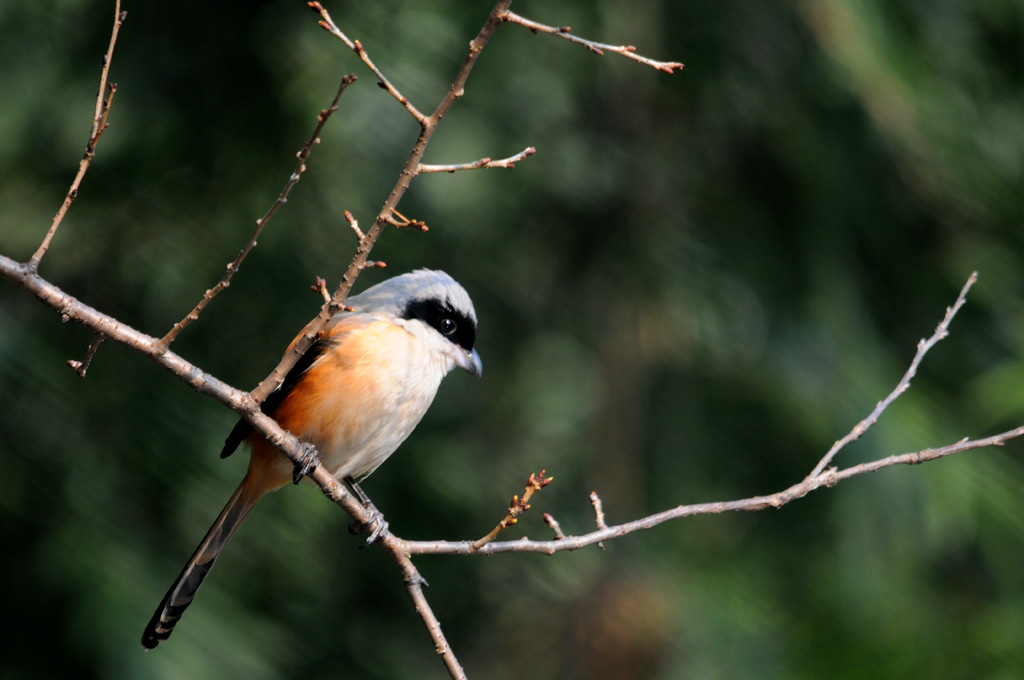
344, 475, 390, 546
291, 442, 320, 485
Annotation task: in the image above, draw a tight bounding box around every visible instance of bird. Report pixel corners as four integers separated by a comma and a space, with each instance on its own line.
141, 269, 482, 649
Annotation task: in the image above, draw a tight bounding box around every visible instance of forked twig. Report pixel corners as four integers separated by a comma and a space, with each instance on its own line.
261, 1, 672, 420
399, 417, 1024, 558
807, 271, 978, 478
67, 335, 105, 378
395, 272, 1024, 557
471, 471, 553, 550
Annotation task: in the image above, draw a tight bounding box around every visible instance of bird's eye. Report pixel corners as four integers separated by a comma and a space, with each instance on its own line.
440, 318, 457, 336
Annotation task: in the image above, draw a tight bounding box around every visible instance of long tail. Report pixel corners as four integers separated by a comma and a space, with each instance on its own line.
141, 477, 263, 649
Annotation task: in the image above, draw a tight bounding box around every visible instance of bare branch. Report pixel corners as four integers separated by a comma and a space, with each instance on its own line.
160, 75, 358, 348
807, 271, 978, 478
418, 146, 537, 173
30, 2, 126, 270
392, 273, 1023, 557
309, 2, 428, 126
500, 10, 684, 73
399, 426, 1024, 557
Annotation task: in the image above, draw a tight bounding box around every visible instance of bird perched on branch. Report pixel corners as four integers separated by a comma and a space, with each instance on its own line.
142, 269, 482, 649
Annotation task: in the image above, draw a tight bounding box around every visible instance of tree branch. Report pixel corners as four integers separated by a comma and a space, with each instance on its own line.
401, 425, 1024, 555
807, 271, 977, 478
394, 272, 1024, 557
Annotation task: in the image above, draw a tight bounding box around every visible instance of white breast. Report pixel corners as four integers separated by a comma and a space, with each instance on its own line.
299, 319, 455, 482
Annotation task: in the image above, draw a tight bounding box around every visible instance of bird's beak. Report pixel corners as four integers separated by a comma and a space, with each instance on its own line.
454, 348, 483, 378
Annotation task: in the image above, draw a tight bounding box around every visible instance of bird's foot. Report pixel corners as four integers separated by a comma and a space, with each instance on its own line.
292, 443, 320, 484
344, 476, 389, 547
350, 511, 390, 548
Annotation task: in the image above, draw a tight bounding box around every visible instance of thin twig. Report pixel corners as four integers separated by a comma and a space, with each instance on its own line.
309, 2, 428, 125
160, 75, 357, 348
67, 335, 105, 378
544, 513, 566, 540
807, 271, 978, 479
344, 210, 364, 240
590, 490, 608, 549
590, 491, 608, 529
311, 276, 332, 303
501, 10, 684, 73
30, 1, 126, 269
471, 471, 552, 550
418, 147, 537, 173
385, 209, 429, 231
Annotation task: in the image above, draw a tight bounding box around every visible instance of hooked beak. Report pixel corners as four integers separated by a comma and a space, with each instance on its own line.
454, 348, 483, 378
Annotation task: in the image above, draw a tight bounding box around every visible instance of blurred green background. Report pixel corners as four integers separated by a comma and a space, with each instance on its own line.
3, 0, 1024, 678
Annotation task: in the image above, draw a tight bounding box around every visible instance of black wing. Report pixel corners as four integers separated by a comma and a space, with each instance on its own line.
219, 336, 333, 459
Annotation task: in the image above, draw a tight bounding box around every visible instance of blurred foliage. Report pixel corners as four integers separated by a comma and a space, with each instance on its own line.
2, 0, 1024, 678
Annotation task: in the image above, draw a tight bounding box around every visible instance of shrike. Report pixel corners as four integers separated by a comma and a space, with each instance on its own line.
142, 269, 481, 649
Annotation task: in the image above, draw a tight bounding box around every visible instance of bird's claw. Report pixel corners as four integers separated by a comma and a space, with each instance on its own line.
292, 443, 320, 485
349, 508, 389, 548
405, 571, 429, 588
341, 475, 389, 546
